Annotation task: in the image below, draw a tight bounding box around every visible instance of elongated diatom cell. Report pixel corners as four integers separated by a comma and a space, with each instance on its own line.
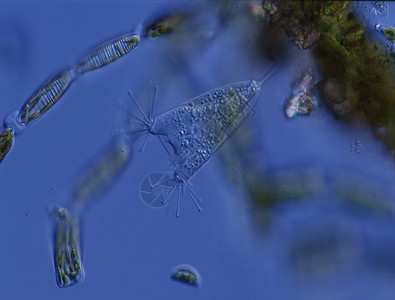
18, 70, 75, 125
51, 207, 84, 288
74, 141, 132, 208
76, 33, 140, 74
0, 127, 14, 163
152, 80, 260, 180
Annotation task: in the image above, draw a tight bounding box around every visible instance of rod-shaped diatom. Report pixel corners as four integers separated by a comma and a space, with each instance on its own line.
18, 70, 75, 125
0, 127, 14, 163
143, 13, 188, 38
73, 140, 133, 211
51, 207, 84, 288
76, 33, 140, 74
170, 264, 201, 287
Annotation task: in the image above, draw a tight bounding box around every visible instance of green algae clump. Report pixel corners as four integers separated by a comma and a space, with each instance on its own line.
261, 0, 395, 156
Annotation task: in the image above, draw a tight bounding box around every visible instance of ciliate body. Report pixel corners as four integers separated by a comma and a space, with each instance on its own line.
130, 65, 277, 216
133, 80, 262, 216
150, 80, 260, 181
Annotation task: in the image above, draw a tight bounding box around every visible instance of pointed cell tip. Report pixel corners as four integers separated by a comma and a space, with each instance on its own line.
0, 127, 15, 164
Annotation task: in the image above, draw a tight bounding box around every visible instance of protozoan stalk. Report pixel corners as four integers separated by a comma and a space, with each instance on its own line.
76, 32, 140, 74
0, 127, 14, 163
18, 70, 75, 125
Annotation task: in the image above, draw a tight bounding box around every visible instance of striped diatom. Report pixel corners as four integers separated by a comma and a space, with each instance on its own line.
51, 207, 84, 288
18, 70, 75, 125
0, 127, 14, 163
76, 32, 140, 74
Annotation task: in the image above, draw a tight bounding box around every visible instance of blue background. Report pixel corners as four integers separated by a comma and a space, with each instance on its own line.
0, 1, 395, 299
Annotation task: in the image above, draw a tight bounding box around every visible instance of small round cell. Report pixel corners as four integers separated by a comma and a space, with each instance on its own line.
170, 264, 201, 287
139, 172, 175, 208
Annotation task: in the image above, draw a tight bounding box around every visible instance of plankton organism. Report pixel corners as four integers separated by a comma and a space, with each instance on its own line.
49, 207, 84, 288
76, 32, 140, 74
18, 69, 75, 125
375, 24, 395, 43
0, 127, 14, 163
128, 65, 279, 216
73, 137, 133, 213
170, 264, 201, 287
47, 136, 133, 288
142, 8, 219, 58
143, 13, 188, 38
